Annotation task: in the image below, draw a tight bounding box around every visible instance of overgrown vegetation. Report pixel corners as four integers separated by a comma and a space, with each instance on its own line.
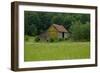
24, 41, 90, 61
24, 35, 30, 41
70, 21, 90, 41
34, 36, 40, 42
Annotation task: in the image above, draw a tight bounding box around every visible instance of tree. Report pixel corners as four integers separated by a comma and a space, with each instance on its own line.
70, 21, 90, 41
24, 12, 42, 36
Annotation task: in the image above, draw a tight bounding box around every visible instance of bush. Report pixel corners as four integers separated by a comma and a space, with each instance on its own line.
49, 38, 55, 42
34, 36, 40, 42
58, 38, 64, 41
65, 38, 68, 40
25, 35, 29, 41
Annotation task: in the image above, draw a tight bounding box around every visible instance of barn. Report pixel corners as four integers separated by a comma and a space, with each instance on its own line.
38, 24, 69, 41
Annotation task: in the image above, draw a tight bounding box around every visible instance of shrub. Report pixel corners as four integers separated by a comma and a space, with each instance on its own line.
34, 36, 40, 42
25, 35, 29, 41
65, 38, 68, 40
49, 38, 55, 42
58, 38, 64, 41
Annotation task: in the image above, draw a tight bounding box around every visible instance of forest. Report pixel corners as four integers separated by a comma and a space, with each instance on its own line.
24, 11, 90, 41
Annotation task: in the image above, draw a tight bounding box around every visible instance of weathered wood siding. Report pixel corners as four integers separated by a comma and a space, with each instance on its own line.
64, 33, 68, 38
47, 26, 58, 39
58, 32, 62, 39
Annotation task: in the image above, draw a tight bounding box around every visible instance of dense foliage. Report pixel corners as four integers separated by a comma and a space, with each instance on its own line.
24, 11, 90, 41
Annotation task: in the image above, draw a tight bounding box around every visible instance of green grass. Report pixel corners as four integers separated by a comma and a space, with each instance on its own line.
24, 37, 90, 61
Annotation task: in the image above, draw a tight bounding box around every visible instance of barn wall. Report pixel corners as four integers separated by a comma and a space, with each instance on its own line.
47, 26, 58, 39
58, 32, 62, 39
64, 32, 69, 38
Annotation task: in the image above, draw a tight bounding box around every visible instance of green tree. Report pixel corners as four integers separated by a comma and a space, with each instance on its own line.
70, 21, 90, 41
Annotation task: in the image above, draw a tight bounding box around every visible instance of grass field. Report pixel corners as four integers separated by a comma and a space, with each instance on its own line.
24, 37, 90, 61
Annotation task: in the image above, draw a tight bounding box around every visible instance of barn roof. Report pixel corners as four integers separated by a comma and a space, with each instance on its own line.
53, 24, 68, 32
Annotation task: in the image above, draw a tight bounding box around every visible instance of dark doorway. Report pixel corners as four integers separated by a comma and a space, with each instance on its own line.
62, 32, 64, 38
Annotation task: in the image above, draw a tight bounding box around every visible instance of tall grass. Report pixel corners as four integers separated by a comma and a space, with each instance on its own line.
24, 37, 90, 61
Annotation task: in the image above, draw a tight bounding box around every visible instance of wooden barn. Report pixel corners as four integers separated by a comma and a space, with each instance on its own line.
38, 24, 69, 41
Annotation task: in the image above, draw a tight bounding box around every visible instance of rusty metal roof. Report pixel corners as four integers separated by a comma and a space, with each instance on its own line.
53, 24, 68, 32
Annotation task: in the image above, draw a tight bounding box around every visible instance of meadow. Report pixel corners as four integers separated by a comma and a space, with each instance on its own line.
24, 37, 90, 61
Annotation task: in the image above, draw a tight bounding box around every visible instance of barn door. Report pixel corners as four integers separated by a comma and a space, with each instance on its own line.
62, 32, 64, 38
